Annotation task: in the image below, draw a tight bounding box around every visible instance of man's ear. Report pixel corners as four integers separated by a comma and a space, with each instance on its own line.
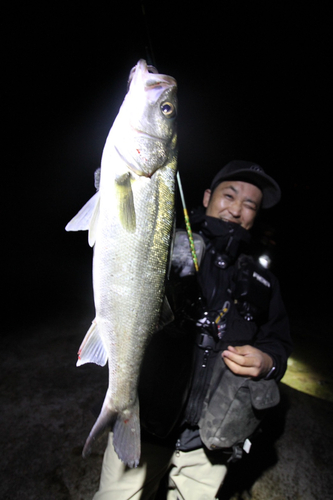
203, 189, 211, 208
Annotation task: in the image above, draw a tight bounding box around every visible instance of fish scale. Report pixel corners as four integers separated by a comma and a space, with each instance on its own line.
66, 60, 177, 467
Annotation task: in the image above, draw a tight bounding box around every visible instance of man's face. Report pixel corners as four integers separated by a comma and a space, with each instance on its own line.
203, 180, 263, 230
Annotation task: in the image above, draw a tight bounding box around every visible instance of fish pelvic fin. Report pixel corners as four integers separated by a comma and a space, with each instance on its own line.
76, 320, 107, 367
115, 173, 136, 232
113, 399, 141, 468
65, 191, 100, 247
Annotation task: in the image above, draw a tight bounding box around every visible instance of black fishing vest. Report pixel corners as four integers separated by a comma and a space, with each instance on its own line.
139, 214, 273, 439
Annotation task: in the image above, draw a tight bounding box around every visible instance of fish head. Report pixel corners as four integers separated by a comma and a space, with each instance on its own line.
113, 59, 177, 178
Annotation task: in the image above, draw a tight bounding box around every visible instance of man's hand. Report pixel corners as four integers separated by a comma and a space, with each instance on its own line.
222, 345, 273, 379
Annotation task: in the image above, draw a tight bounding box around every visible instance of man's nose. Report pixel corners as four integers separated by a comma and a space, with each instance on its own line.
229, 201, 242, 218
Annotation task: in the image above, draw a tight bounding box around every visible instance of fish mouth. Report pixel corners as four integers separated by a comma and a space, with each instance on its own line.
129, 59, 177, 92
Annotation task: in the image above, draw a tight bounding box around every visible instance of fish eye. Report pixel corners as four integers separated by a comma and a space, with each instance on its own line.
161, 102, 176, 118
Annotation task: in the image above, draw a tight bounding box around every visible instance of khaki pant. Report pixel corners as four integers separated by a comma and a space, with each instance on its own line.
93, 433, 228, 500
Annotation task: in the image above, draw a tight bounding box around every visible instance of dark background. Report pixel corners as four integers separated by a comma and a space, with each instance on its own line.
3, 1, 330, 333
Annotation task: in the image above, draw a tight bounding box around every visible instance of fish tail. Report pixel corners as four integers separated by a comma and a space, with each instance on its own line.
82, 399, 116, 459
113, 399, 141, 468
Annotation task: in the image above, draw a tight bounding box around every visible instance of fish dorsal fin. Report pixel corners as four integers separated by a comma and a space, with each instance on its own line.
158, 296, 175, 330
115, 172, 136, 232
88, 194, 100, 247
65, 191, 100, 247
76, 320, 107, 367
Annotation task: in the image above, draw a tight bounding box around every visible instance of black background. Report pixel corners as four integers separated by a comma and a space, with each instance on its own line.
3, 1, 330, 331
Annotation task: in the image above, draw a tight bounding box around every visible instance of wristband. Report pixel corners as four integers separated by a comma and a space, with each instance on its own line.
264, 364, 276, 380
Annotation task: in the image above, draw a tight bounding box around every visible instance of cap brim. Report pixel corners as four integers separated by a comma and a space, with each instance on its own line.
212, 169, 281, 209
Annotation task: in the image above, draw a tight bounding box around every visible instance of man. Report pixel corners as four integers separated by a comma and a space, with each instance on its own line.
93, 160, 292, 500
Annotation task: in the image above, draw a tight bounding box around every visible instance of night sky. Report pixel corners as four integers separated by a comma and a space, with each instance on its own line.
4, 2, 330, 331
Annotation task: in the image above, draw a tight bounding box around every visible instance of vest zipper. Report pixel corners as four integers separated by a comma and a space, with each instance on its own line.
186, 348, 212, 424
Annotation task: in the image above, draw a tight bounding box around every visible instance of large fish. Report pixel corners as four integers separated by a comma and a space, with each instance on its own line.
66, 59, 177, 467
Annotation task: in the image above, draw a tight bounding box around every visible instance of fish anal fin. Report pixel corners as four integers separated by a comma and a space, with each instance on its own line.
113, 399, 141, 468
115, 173, 136, 232
76, 320, 107, 367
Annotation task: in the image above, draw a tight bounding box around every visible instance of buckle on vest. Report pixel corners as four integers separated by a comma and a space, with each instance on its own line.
197, 333, 216, 350
227, 444, 243, 463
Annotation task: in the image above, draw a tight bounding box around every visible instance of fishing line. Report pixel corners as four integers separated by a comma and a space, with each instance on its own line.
141, 3, 157, 67
141, 2, 199, 272
177, 172, 199, 272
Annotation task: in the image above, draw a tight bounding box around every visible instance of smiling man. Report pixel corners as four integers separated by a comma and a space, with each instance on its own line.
203, 180, 262, 229
93, 160, 292, 500
201, 162, 282, 381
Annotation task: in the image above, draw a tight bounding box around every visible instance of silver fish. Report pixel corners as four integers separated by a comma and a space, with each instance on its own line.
65, 60, 177, 467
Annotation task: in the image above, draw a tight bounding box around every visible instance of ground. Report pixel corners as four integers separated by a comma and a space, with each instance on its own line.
1, 310, 332, 500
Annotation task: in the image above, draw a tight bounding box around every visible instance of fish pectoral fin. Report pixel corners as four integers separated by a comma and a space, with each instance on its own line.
115, 173, 136, 232
113, 400, 141, 468
76, 320, 107, 367
65, 191, 100, 247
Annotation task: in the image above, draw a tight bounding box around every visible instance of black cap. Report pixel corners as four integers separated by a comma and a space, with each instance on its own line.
210, 160, 281, 209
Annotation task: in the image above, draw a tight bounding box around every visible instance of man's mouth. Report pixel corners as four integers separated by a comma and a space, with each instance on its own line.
221, 217, 240, 225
